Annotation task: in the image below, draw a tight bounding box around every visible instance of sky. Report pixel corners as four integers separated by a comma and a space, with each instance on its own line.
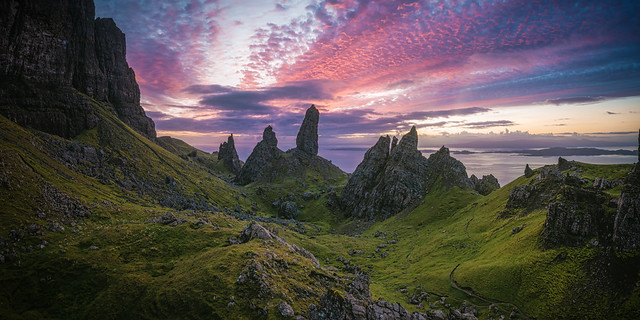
94, 0, 640, 170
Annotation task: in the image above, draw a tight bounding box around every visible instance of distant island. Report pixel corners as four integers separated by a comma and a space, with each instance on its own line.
451, 147, 638, 157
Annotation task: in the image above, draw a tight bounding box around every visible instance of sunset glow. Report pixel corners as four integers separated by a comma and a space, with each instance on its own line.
95, 0, 640, 161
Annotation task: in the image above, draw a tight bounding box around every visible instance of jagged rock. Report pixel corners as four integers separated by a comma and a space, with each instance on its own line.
506, 185, 533, 209
538, 165, 562, 181
342, 128, 479, 221
278, 201, 299, 219
239, 221, 275, 243
218, 134, 241, 174
0, 0, 155, 139
525, 164, 535, 178
308, 273, 429, 320
471, 174, 500, 195
542, 185, 614, 248
296, 105, 319, 156
236, 126, 283, 185
426, 146, 473, 189
593, 177, 621, 190
279, 302, 295, 318
613, 163, 640, 251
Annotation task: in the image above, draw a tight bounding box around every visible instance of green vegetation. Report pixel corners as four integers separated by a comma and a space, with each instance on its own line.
1, 93, 639, 319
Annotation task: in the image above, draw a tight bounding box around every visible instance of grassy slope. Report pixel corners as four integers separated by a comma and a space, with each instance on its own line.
290, 164, 639, 319
2, 92, 639, 319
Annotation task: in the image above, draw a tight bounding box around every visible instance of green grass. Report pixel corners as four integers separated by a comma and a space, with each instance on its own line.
1, 90, 638, 319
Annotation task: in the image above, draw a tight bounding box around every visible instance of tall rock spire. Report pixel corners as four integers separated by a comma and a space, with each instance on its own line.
218, 134, 241, 175
296, 105, 319, 156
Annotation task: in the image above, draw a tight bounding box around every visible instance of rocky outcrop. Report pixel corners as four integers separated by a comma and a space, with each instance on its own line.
542, 185, 614, 248
236, 107, 346, 185
426, 146, 475, 190
471, 174, 500, 196
295, 105, 319, 156
308, 273, 429, 320
524, 164, 535, 178
341, 128, 429, 220
613, 163, 640, 251
236, 126, 283, 185
341, 128, 485, 221
0, 0, 155, 139
218, 134, 241, 174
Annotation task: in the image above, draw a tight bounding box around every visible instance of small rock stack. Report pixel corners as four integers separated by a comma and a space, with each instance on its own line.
218, 134, 241, 174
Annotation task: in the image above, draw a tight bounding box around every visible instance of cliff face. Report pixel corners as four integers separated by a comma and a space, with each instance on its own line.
0, 0, 155, 139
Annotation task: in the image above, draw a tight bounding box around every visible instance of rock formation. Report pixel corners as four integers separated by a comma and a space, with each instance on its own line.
296, 105, 319, 156
342, 127, 494, 220
542, 185, 613, 248
426, 146, 475, 190
308, 273, 435, 320
236, 106, 346, 186
236, 126, 283, 185
471, 174, 500, 196
218, 134, 241, 174
613, 133, 640, 250
524, 164, 535, 178
0, 0, 155, 139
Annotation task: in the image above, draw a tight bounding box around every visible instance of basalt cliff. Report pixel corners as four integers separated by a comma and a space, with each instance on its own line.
0, 0, 155, 139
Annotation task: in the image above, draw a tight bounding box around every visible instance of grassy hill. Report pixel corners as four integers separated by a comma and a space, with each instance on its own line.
1, 91, 639, 319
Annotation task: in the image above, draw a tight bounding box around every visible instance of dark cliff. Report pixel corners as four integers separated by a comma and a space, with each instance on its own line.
0, 0, 155, 139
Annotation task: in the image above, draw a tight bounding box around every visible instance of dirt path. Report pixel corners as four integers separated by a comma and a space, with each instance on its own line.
449, 264, 532, 319
450, 203, 533, 319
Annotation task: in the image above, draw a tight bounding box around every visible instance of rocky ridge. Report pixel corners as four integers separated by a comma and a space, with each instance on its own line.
218, 134, 242, 175
502, 154, 640, 250
0, 0, 155, 139
341, 127, 499, 221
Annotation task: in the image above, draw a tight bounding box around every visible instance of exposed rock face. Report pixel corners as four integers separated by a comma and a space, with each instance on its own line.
525, 164, 535, 178
342, 128, 484, 221
218, 134, 241, 174
341, 128, 429, 220
236, 126, 283, 185
542, 185, 614, 248
308, 273, 429, 320
613, 163, 640, 251
471, 174, 500, 196
426, 146, 474, 190
0, 0, 155, 139
236, 108, 346, 185
239, 221, 275, 243
296, 105, 319, 156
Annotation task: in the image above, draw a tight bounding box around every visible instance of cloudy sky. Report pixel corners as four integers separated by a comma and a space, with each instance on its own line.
94, 0, 640, 167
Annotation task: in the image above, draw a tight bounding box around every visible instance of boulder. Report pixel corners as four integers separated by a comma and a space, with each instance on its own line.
239, 221, 275, 243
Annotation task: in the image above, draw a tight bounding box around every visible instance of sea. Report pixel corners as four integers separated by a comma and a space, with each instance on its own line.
319, 147, 638, 187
